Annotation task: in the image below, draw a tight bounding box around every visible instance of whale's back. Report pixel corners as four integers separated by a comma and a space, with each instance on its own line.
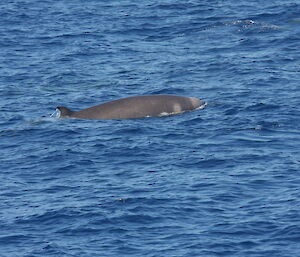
57, 95, 205, 120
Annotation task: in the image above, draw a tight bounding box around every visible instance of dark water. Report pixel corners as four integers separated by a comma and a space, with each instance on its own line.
1, 0, 300, 256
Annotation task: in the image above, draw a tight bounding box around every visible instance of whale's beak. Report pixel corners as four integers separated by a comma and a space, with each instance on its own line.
55, 106, 73, 118
190, 97, 207, 109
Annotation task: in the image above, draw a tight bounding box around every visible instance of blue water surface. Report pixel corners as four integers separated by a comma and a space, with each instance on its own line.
1, 0, 300, 256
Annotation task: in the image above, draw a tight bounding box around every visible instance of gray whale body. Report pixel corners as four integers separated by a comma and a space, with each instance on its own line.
57, 95, 205, 120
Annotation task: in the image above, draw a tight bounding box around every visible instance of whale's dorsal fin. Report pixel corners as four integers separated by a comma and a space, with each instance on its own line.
56, 106, 73, 118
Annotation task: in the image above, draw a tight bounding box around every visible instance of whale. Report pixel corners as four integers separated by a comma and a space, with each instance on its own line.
56, 95, 206, 120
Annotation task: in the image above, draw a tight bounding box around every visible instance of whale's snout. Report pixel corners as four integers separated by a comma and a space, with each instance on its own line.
56, 106, 73, 118
189, 97, 206, 109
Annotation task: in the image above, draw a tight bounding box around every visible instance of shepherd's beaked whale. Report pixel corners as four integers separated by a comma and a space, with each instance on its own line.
57, 95, 206, 120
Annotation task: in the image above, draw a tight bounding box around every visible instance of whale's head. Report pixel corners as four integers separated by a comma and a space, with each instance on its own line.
56, 106, 73, 118
189, 97, 207, 109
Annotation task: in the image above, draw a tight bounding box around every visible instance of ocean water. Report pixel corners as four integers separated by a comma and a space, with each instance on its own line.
1, 0, 300, 256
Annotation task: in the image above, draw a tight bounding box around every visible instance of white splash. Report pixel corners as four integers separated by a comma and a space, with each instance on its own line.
197, 102, 208, 110
50, 109, 61, 118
